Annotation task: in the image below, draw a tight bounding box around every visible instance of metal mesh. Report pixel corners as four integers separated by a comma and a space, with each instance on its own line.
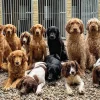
2, 0, 32, 37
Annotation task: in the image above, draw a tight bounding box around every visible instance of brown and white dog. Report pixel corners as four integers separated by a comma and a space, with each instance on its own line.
4, 24, 21, 51
29, 24, 47, 67
93, 59, 100, 85
86, 18, 100, 60
62, 61, 84, 95
17, 62, 47, 95
20, 31, 31, 55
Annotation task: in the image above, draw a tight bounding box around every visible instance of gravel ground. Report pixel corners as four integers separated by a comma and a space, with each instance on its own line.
0, 70, 100, 100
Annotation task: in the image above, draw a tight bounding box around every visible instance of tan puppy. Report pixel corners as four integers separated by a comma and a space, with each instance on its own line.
4, 24, 21, 51
29, 24, 47, 67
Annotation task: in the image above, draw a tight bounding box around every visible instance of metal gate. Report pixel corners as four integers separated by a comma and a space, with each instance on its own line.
38, 0, 66, 39
2, 0, 32, 37
72, 0, 98, 33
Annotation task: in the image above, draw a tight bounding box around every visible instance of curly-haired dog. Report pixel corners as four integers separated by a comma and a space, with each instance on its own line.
0, 25, 12, 70
46, 26, 68, 61
3, 50, 28, 90
62, 61, 84, 95
86, 18, 100, 60
29, 24, 47, 67
66, 18, 95, 71
17, 62, 46, 95
20, 31, 31, 55
4, 24, 21, 51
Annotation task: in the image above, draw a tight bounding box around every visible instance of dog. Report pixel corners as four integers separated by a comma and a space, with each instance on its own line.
3, 50, 28, 90
0, 25, 12, 70
17, 62, 46, 95
62, 60, 84, 95
66, 18, 95, 72
86, 18, 100, 60
20, 31, 31, 55
29, 24, 47, 67
93, 59, 100, 85
44, 54, 62, 82
46, 26, 68, 61
4, 24, 21, 51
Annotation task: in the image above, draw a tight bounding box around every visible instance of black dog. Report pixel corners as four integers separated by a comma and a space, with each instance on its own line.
46, 26, 68, 61
44, 54, 62, 82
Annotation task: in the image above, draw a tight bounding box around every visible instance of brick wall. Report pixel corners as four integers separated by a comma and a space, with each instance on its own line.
32, 0, 38, 25
0, 0, 2, 24
66, 0, 72, 22
98, 0, 100, 20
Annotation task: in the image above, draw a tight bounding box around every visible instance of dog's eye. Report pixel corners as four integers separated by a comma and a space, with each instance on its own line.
19, 55, 22, 57
39, 27, 41, 29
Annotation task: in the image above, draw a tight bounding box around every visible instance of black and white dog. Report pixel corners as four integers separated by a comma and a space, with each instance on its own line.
46, 26, 68, 61
44, 54, 62, 82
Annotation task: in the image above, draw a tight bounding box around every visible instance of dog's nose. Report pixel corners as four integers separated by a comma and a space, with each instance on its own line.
7, 31, 10, 33
71, 71, 75, 75
73, 28, 77, 31
36, 31, 39, 35
15, 62, 19, 65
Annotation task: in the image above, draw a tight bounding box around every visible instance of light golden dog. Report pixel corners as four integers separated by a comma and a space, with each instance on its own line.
86, 18, 100, 60
4, 24, 21, 51
66, 18, 95, 72
29, 24, 47, 67
3, 50, 28, 90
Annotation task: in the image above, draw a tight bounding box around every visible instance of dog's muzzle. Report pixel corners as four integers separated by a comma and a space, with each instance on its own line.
49, 33, 56, 40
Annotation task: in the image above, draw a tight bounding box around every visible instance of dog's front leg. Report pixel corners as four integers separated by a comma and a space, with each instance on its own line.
36, 81, 45, 95
3, 78, 13, 90
43, 45, 47, 60
65, 78, 73, 95
76, 76, 84, 94
10, 78, 22, 89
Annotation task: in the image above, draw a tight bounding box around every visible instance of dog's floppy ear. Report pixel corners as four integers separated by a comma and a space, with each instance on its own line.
93, 67, 98, 84
8, 52, 14, 64
74, 60, 82, 75
86, 21, 90, 31
27, 35, 31, 45
13, 25, 17, 33
22, 52, 28, 63
66, 20, 71, 33
42, 26, 46, 36
32, 82, 38, 93
3, 25, 7, 35
80, 20, 84, 34
20, 33, 23, 45
30, 26, 35, 34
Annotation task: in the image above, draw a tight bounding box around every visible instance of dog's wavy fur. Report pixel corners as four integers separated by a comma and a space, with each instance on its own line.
0, 25, 12, 69
3, 50, 28, 90
29, 24, 47, 67
20, 31, 31, 55
86, 18, 100, 60
66, 18, 95, 71
4, 24, 21, 51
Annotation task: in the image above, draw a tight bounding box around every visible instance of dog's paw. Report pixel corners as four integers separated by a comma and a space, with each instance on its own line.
79, 89, 85, 95
3, 87, 10, 91
66, 88, 73, 95
10, 84, 16, 89
36, 89, 42, 95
